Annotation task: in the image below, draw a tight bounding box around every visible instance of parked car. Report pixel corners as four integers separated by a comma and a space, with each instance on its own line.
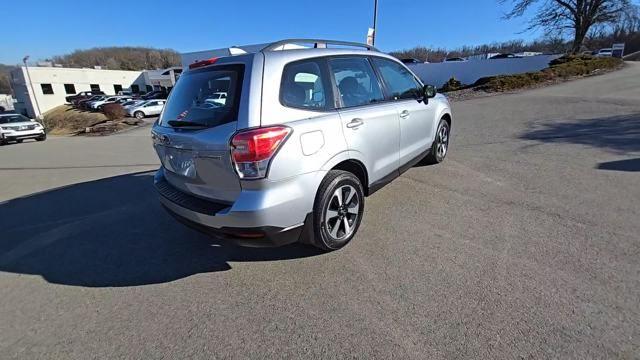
151, 39, 453, 250
101, 97, 136, 110
142, 90, 168, 100
400, 58, 422, 64
489, 53, 521, 59
0, 113, 46, 145
594, 48, 613, 57
76, 95, 105, 109
92, 96, 131, 111
66, 90, 105, 103
127, 100, 165, 119
121, 99, 146, 110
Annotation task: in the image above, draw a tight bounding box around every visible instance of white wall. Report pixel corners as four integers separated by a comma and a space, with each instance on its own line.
408, 55, 562, 88
11, 66, 146, 117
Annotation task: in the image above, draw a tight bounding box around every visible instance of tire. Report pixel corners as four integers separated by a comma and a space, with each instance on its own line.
311, 170, 365, 251
134, 111, 145, 120
425, 118, 450, 164
36, 134, 46, 142
16, 139, 23, 143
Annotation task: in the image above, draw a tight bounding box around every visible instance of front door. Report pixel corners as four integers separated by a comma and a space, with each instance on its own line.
371, 57, 436, 167
328, 56, 400, 185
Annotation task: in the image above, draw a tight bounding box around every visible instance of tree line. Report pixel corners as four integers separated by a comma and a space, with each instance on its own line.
50, 46, 181, 71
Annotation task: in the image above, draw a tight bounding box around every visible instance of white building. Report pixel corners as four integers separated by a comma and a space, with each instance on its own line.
10, 65, 179, 118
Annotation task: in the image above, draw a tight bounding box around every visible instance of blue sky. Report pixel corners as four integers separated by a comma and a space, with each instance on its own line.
3, 0, 541, 64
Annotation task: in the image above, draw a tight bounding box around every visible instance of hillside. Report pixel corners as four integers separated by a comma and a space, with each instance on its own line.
51, 46, 181, 71
0, 64, 16, 95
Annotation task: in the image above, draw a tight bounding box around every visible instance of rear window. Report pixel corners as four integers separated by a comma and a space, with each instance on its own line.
280, 59, 331, 110
159, 64, 244, 127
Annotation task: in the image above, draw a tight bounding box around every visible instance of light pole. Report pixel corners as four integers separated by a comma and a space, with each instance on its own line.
372, 0, 379, 46
22, 55, 43, 121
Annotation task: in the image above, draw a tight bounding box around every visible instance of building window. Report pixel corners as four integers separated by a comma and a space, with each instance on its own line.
131, 84, 140, 94
64, 84, 76, 94
41, 84, 54, 95
113, 84, 123, 94
146, 85, 153, 93
90, 84, 100, 91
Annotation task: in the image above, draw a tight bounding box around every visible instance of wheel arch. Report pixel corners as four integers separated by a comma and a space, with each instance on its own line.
330, 159, 370, 196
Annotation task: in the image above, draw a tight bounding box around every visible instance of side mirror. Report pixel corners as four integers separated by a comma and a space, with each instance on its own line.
423, 85, 437, 99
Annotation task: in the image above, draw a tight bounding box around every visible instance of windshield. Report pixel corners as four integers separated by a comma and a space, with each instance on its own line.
0, 115, 31, 124
159, 64, 244, 127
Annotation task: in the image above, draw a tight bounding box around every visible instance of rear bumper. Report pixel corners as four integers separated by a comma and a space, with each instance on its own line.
154, 168, 314, 247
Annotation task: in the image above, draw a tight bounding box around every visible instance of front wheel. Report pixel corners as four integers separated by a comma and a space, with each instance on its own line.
311, 170, 365, 251
36, 134, 46, 141
425, 118, 450, 164
134, 111, 145, 120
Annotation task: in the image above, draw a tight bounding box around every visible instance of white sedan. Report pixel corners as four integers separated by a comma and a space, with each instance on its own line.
0, 113, 46, 145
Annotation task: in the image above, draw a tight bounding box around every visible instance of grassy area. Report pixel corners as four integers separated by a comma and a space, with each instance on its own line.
43, 105, 108, 135
475, 55, 624, 92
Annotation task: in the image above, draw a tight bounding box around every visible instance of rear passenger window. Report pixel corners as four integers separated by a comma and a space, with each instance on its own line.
372, 57, 422, 100
329, 57, 383, 108
280, 60, 329, 110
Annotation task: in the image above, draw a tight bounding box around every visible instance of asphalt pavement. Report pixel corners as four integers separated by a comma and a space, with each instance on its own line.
1, 63, 639, 359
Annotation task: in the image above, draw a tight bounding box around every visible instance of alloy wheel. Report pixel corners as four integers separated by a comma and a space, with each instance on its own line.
324, 185, 360, 240
436, 123, 449, 159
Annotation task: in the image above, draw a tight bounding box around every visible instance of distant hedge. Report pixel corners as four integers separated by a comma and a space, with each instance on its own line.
475, 55, 623, 92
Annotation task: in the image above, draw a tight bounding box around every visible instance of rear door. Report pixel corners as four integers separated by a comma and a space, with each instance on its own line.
152, 63, 246, 203
371, 57, 436, 167
328, 56, 400, 184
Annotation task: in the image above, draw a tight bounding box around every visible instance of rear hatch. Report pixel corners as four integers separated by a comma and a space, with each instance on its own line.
152, 63, 246, 203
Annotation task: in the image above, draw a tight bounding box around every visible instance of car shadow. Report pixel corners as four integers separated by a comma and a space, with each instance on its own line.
0, 171, 324, 288
597, 158, 640, 172
519, 113, 640, 154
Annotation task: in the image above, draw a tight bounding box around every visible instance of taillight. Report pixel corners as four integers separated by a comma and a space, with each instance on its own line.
230, 126, 292, 179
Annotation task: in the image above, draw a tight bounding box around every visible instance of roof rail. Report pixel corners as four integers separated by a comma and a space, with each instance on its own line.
262, 39, 378, 52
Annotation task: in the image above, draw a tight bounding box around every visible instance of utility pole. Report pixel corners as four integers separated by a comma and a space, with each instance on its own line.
372, 0, 379, 46
22, 55, 43, 121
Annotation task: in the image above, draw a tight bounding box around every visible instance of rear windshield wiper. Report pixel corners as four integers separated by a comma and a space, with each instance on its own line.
167, 120, 207, 128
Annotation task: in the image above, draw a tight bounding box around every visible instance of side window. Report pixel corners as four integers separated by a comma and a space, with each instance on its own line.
329, 57, 383, 108
372, 58, 421, 100
280, 59, 328, 110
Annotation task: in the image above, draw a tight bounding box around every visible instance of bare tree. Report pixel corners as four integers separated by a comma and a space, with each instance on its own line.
501, 0, 632, 53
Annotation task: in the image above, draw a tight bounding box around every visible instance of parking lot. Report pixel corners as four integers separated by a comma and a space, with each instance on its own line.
1, 63, 639, 358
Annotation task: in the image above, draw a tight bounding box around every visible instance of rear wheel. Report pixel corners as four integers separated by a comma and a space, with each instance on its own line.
16, 139, 23, 144
134, 111, 145, 120
425, 118, 450, 164
311, 170, 364, 251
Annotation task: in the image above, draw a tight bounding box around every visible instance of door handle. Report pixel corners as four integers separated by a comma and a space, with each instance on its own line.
400, 110, 410, 119
346, 118, 364, 129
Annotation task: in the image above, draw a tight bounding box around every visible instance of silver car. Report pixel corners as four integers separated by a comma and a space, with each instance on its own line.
152, 39, 453, 250
128, 100, 166, 119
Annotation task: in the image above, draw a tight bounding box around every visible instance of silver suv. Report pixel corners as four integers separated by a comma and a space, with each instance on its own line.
152, 39, 452, 250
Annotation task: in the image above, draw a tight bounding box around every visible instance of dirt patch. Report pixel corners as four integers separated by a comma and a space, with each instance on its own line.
43, 105, 109, 135
43, 105, 146, 136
